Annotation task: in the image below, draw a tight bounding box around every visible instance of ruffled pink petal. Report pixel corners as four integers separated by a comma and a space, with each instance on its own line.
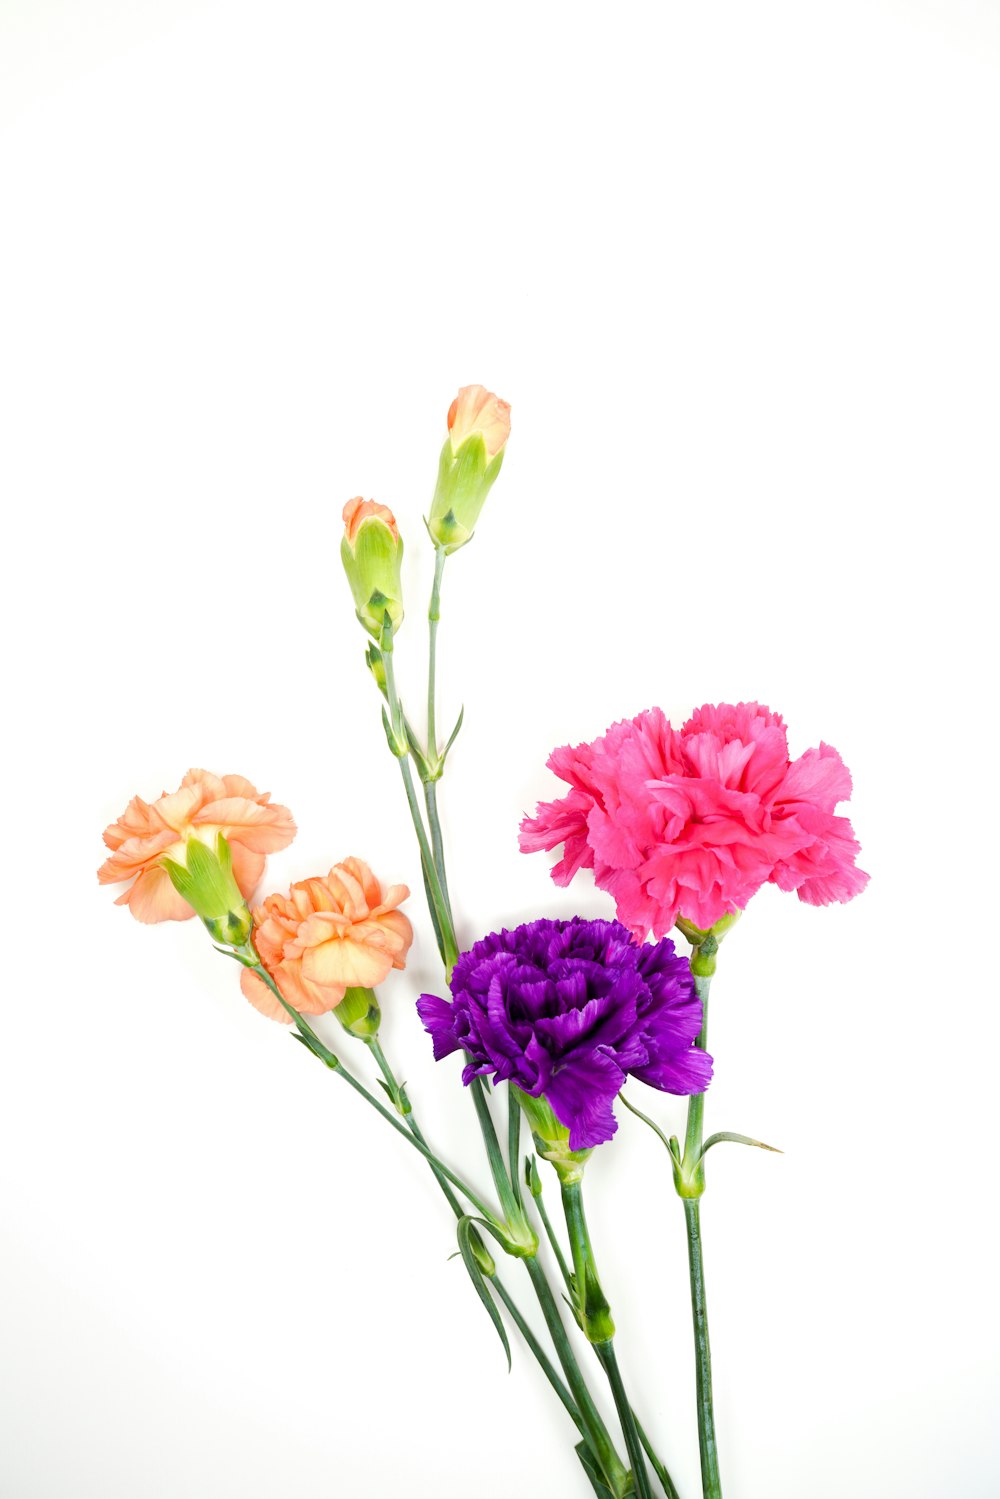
777, 743, 853, 815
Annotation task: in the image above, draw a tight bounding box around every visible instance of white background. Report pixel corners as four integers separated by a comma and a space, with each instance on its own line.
2, 3, 998, 1496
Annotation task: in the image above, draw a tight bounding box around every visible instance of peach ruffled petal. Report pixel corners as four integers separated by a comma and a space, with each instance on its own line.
125, 866, 196, 924
241, 967, 293, 1023
193, 797, 297, 853
302, 934, 394, 990
228, 840, 266, 901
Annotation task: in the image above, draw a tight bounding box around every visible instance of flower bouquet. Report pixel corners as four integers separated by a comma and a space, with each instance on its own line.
99, 386, 867, 1499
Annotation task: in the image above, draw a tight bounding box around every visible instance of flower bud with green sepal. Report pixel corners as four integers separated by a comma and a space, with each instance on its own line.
161, 833, 253, 947
340, 498, 404, 637
332, 985, 381, 1041
427, 384, 510, 553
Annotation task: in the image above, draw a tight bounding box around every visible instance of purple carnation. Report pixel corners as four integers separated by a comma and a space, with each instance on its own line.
416, 917, 712, 1151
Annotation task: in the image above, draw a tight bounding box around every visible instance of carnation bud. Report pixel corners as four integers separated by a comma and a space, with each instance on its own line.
340, 498, 404, 637
427, 385, 510, 553
512, 1088, 592, 1185
333, 985, 382, 1041
161, 833, 253, 946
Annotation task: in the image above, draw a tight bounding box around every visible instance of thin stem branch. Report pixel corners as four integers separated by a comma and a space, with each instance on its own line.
594, 1342, 656, 1499
523, 1256, 630, 1498
427, 543, 446, 757
684, 1199, 720, 1499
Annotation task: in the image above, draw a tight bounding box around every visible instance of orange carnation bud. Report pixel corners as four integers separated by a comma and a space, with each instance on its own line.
340, 498, 404, 637
428, 385, 511, 553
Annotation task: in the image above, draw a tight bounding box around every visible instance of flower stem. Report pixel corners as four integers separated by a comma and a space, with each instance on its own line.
677, 969, 722, 1499
683, 1197, 719, 1499
380, 637, 459, 971
365, 1035, 587, 1443
533, 1191, 574, 1295
366, 1036, 465, 1219
427, 543, 446, 758
243, 955, 500, 1224
560, 1179, 655, 1499
523, 1256, 631, 1499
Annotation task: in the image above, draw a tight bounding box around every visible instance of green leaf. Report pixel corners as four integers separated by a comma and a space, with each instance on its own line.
455, 1216, 511, 1371
697, 1130, 783, 1165
575, 1441, 617, 1498
442, 705, 465, 759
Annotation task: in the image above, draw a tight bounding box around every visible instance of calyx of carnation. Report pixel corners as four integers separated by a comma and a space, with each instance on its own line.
427, 384, 511, 553
340, 497, 405, 637
417, 917, 711, 1152
161, 833, 252, 946
520, 702, 869, 941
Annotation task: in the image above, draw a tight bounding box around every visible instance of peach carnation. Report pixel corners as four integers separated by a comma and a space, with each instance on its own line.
98, 769, 296, 924
241, 858, 413, 1023
343, 496, 399, 544
447, 384, 511, 460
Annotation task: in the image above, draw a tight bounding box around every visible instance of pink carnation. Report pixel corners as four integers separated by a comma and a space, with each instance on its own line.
519, 702, 868, 940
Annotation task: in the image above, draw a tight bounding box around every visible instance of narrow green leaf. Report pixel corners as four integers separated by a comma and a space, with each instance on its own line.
698, 1130, 783, 1165
443, 704, 465, 758
575, 1440, 617, 1498
455, 1216, 511, 1371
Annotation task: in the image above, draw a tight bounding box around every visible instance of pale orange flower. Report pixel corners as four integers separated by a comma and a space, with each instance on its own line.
447, 385, 511, 460
241, 858, 413, 1023
343, 497, 399, 544
98, 769, 296, 924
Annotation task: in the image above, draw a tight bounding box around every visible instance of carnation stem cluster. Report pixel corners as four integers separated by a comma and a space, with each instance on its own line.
100, 383, 868, 1498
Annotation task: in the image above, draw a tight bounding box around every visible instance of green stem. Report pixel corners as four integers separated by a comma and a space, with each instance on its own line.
490, 1277, 582, 1432
678, 968, 722, 1498
684, 1199, 720, 1499
246, 957, 499, 1224
594, 1342, 656, 1499
561, 1180, 655, 1499
534, 1192, 574, 1294
424, 779, 453, 919
560, 1180, 615, 1345
523, 1256, 630, 1498
381, 640, 458, 971
427, 543, 446, 758
367, 1037, 465, 1219
634, 1414, 682, 1499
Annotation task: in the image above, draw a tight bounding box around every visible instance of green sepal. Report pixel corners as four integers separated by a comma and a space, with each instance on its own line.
332, 986, 381, 1041
525, 1154, 543, 1199
455, 1216, 512, 1371
512, 1086, 592, 1185
341, 519, 404, 637
162, 833, 252, 945
427, 432, 504, 553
